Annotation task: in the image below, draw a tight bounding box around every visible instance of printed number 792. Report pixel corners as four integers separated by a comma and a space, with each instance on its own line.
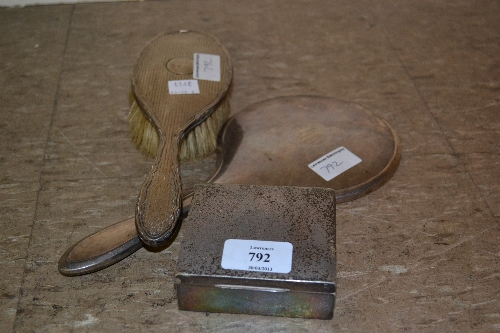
249, 252, 270, 262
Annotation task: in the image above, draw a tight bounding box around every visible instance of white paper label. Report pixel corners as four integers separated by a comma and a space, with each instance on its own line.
193, 53, 221, 82
168, 80, 200, 95
221, 239, 293, 274
308, 146, 362, 181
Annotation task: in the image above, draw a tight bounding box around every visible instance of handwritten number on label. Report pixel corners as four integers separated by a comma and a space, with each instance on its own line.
174, 81, 192, 87
249, 252, 271, 262
320, 161, 343, 174
203, 59, 213, 72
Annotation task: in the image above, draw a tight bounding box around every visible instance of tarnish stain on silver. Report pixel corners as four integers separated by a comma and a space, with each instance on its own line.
175, 184, 336, 319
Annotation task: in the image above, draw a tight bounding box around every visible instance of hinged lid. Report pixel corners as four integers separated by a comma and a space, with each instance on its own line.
176, 184, 336, 292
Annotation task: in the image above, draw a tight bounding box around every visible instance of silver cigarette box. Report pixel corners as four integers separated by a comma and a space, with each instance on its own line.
175, 184, 336, 319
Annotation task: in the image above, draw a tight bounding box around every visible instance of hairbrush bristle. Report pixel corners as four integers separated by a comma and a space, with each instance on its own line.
128, 92, 230, 161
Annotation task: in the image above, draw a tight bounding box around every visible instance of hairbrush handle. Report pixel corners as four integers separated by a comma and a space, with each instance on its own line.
136, 134, 183, 247
58, 217, 140, 276
59, 196, 194, 276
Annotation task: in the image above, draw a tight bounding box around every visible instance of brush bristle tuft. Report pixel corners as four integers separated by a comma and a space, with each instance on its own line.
128, 92, 230, 162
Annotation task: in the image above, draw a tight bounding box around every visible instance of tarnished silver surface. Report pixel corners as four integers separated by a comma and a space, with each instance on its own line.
176, 184, 336, 319
59, 96, 399, 276
58, 228, 142, 276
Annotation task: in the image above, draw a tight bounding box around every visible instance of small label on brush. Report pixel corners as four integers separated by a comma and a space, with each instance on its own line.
168, 80, 200, 95
308, 146, 362, 181
193, 53, 221, 82
221, 239, 293, 274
